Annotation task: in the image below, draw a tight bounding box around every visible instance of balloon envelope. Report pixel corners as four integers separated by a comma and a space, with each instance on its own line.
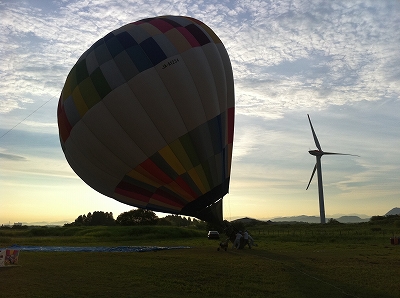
57, 16, 234, 223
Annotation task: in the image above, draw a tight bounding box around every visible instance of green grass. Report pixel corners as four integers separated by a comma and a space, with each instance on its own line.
1, 224, 399, 298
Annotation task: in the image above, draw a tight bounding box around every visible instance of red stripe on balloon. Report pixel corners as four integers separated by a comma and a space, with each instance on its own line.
152, 189, 184, 208
57, 98, 72, 143
140, 159, 174, 184
176, 27, 200, 47
148, 19, 175, 33
175, 176, 198, 199
227, 107, 234, 144
115, 181, 152, 203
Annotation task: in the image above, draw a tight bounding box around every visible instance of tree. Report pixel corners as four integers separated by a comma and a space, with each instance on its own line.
70, 211, 115, 226
162, 215, 200, 227
85, 212, 92, 225
116, 209, 158, 226
157, 218, 172, 226
89, 211, 115, 226
163, 215, 186, 226
327, 218, 340, 225
74, 215, 86, 225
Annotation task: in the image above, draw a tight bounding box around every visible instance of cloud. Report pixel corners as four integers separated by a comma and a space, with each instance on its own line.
1, 0, 399, 120
225, 0, 400, 118
0, 152, 27, 161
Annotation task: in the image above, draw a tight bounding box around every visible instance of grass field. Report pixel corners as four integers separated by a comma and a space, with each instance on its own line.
1, 223, 399, 298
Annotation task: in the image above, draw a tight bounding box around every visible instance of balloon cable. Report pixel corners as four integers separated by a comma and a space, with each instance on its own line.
0, 94, 57, 141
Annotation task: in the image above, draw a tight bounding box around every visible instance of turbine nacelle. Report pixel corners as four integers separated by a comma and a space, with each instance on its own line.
308, 149, 323, 156
308, 150, 358, 157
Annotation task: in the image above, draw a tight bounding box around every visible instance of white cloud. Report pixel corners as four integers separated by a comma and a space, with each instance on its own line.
1, 0, 399, 116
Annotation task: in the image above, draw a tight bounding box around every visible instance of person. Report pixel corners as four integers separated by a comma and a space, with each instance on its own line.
233, 231, 243, 249
243, 230, 250, 248
248, 233, 257, 247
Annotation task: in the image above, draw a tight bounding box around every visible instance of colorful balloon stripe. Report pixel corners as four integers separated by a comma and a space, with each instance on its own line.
113, 108, 233, 211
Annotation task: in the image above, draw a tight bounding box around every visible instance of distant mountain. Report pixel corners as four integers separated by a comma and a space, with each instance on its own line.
336, 216, 368, 223
22, 221, 69, 226
267, 215, 369, 223
270, 215, 321, 223
231, 217, 261, 224
386, 207, 400, 216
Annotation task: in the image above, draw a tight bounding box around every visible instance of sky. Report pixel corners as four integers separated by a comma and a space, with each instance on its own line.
1, 0, 399, 225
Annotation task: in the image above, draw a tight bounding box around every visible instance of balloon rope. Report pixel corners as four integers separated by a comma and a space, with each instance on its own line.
0, 94, 57, 141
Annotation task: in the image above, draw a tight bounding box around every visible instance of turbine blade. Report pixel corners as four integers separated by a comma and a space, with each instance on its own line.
306, 163, 317, 190
323, 152, 360, 157
307, 114, 322, 151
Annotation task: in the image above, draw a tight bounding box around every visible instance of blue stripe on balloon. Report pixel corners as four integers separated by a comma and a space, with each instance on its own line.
140, 37, 167, 66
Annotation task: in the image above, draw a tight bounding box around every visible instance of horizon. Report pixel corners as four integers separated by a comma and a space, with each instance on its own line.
1, 1, 399, 224
4, 209, 398, 227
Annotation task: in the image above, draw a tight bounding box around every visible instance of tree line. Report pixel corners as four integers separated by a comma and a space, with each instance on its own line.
64, 209, 206, 228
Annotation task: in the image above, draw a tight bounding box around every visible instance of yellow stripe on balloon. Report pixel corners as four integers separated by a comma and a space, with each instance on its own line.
188, 167, 207, 194
126, 169, 160, 187
194, 164, 211, 193
169, 138, 193, 171
158, 145, 186, 175
72, 88, 88, 118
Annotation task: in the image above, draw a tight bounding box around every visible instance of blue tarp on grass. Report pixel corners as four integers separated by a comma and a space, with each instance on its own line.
6, 245, 190, 253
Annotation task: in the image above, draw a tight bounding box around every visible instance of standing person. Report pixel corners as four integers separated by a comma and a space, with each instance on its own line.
233, 231, 243, 249
243, 230, 250, 248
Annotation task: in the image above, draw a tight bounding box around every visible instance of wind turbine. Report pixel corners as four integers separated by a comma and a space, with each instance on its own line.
306, 114, 359, 224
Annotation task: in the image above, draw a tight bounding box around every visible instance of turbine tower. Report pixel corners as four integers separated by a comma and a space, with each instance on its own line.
306, 114, 359, 224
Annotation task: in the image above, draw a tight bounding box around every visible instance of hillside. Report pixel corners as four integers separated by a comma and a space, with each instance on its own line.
386, 207, 400, 216
269, 215, 369, 223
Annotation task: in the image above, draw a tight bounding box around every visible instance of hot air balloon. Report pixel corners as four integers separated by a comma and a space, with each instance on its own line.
57, 16, 234, 225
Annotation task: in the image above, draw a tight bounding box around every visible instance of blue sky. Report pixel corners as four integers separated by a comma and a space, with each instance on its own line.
1, 0, 399, 224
